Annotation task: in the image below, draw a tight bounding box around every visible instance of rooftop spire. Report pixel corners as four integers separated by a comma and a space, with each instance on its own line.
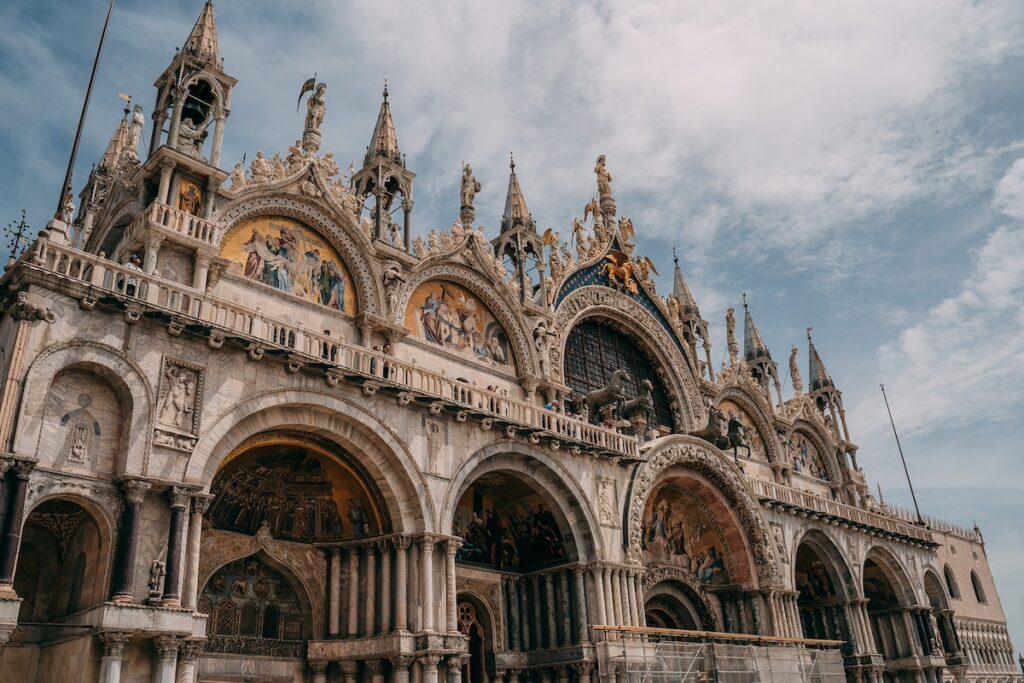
807, 327, 834, 392
742, 293, 772, 362
98, 101, 131, 171
365, 80, 401, 166
501, 152, 534, 233
183, 1, 220, 65
672, 247, 700, 316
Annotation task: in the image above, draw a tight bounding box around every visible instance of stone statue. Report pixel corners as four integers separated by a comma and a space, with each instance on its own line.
317, 151, 339, 179
595, 154, 613, 200
286, 140, 305, 173
123, 104, 145, 163
585, 369, 632, 424
229, 160, 247, 191
789, 345, 803, 395
148, 559, 166, 594
726, 308, 738, 363
460, 164, 481, 207
533, 321, 552, 375
620, 378, 655, 421
250, 151, 273, 183
305, 83, 327, 132
382, 260, 405, 314
690, 400, 730, 450
160, 365, 195, 429
60, 191, 75, 224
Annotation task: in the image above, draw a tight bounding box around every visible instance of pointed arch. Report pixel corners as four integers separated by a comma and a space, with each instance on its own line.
791, 527, 857, 600
714, 385, 783, 464
943, 564, 961, 600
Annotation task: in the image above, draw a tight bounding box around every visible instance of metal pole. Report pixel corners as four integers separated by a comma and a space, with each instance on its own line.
56, 0, 115, 217
879, 384, 923, 525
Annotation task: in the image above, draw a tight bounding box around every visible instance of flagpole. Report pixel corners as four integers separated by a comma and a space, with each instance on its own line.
879, 383, 924, 525
56, 0, 115, 217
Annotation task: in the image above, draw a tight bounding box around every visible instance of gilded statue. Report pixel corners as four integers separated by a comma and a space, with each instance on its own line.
460, 164, 481, 207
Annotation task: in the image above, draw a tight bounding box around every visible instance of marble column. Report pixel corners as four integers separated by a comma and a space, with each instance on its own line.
368, 659, 386, 683
590, 564, 607, 626
555, 667, 570, 683
573, 567, 588, 643
98, 632, 130, 683
619, 570, 633, 626
609, 568, 622, 626
182, 494, 212, 610
558, 571, 572, 645
545, 573, 558, 647
175, 639, 203, 683
341, 660, 359, 683
392, 656, 414, 683
506, 576, 521, 650
446, 655, 464, 683
329, 548, 342, 636
110, 478, 151, 602
421, 537, 435, 632
366, 544, 378, 636
161, 487, 192, 606
310, 661, 328, 683
347, 547, 359, 636
625, 570, 639, 627
421, 654, 441, 683
531, 576, 544, 647
380, 540, 392, 633
153, 636, 179, 683
395, 537, 409, 631
519, 577, 531, 649
446, 539, 460, 632
0, 461, 32, 591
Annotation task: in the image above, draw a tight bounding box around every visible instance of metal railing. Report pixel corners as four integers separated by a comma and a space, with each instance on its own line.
593, 626, 846, 683
24, 238, 639, 458
747, 479, 935, 544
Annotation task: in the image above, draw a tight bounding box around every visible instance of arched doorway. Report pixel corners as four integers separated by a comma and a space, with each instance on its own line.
923, 570, 957, 657
14, 499, 110, 623
457, 597, 492, 683
793, 539, 853, 653
863, 551, 923, 681
644, 580, 712, 631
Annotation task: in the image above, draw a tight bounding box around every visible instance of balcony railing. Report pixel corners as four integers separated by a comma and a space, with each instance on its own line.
25, 239, 639, 459
748, 479, 935, 545
124, 201, 219, 249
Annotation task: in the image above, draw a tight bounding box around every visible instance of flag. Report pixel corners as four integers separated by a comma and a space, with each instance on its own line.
297, 77, 316, 112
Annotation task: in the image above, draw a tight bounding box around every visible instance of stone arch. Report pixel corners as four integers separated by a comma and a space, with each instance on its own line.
14, 340, 154, 476
625, 435, 781, 588
863, 546, 919, 608
184, 389, 432, 534
440, 440, 604, 563
970, 570, 987, 603
87, 200, 139, 258
784, 419, 843, 485
791, 527, 857, 599
397, 263, 534, 377
943, 564, 961, 600
215, 193, 383, 318
14, 494, 117, 621
642, 566, 719, 630
923, 569, 949, 610
552, 287, 702, 431
714, 385, 782, 464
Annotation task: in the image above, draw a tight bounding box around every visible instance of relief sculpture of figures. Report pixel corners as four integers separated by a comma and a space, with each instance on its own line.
160, 365, 195, 430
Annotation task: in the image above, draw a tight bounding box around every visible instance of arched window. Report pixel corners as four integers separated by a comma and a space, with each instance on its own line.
563, 320, 674, 430
214, 599, 237, 635
239, 602, 260, 636
262, 605, 280, 639
970, 571, 987, 603
944, 565, 960, 599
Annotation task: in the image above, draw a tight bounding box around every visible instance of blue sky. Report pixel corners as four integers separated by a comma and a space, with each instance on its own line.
2, 0, 1022, 650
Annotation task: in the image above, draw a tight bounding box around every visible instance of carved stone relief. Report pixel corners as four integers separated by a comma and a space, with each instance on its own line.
155, 356, 205, 452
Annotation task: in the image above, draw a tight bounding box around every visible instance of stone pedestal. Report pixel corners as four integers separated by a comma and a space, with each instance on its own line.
303, 128, 322, 155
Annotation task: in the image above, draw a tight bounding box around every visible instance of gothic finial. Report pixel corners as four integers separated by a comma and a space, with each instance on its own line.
673, 245, 678, 266
383, 78, 389, 101
510, 151, 516, 173
5, 209, 30, 268
742, 291, 748, 310
807, 326, 813, 342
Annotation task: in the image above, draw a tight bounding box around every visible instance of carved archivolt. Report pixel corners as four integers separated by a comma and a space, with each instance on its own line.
643, 564, 720, 630
396, 262, 536, 377
785, 418, 843, 485
215, 193, 382, 318
625, 436, 783, 588
198, 526, 326, 635
714, 386, 782, 465
552, 286, 701, 430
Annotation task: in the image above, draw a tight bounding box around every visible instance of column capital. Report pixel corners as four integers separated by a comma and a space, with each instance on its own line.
572, 662, 593, 676
376, 537, 391, 553
159, 158, 177, 173
366, 659, 386, 673
98, 631, 131, 657
168, 485, 193, 509
446, 538, 463, 555
419, 535, 436, 554
191, 493, 214, 515
390, 655, 415, 670
153, 635, 180, 660
0, 459, 13, 478
340, 660, 360, 675
309, 660, 328, 675
11, 460, 35, 480
119, 477, 152, 504
394, 534, 411, 551
419, 654, 442, 671
177, 638, 205, 663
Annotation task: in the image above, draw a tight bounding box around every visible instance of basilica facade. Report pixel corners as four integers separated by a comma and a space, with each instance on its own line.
0, 4, 1018, 683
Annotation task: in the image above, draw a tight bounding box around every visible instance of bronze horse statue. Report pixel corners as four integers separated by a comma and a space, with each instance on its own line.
586, 369, 632, 423
620, 378, 655, 422
690, 400, 731, 451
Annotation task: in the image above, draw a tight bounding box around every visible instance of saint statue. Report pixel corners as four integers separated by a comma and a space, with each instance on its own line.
789, 345, 803, 394
305, 83, 327, 132
460, 164, 481, 207
725, 308, 737, 350
595, 154, 613, 200
60, 191, 76, 224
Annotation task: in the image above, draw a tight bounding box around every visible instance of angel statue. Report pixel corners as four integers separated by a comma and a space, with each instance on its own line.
460, 164, 481, 207
635, 255, 658, 282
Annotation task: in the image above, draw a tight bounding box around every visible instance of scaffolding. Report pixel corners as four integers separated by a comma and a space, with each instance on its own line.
593, 626, 847, 683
